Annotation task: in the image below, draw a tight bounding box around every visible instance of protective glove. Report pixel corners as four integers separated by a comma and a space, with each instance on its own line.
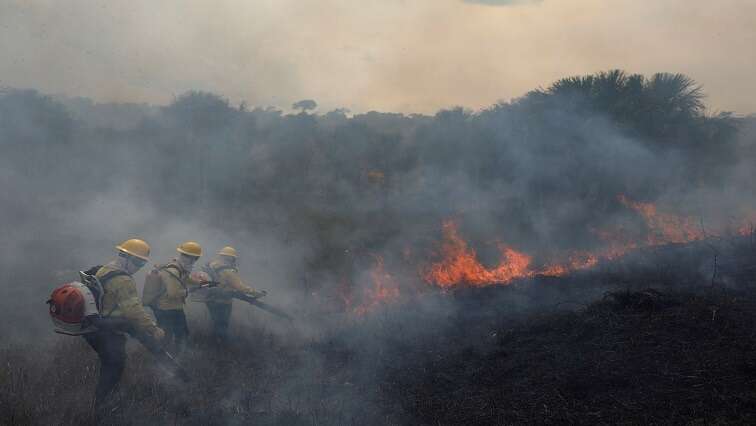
140, 327, 166, 353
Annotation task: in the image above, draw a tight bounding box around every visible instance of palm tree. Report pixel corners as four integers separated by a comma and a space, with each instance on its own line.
643, 73, 704, 120
547, 74, 595, 97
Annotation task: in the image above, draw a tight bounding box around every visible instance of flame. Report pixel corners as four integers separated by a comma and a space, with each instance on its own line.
423, 197, 753, 288
352, 255, 400, 316
332, 196, 754, 304
538, 253, 599, 277
423, 222, 605, 287
590, 226, 639, 260
593, 195, 712, 261
617, 195, 704, 244
423, 221, 534, 287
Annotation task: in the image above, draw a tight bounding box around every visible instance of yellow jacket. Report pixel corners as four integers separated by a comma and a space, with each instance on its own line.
144, 261, 201, 311
96, 264, 162, 339
205, 260, 264, 305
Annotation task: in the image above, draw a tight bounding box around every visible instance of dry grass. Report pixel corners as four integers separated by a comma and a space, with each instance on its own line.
0, 324, 391, 425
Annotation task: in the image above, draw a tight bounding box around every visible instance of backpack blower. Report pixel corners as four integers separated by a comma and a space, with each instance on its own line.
47, 267, 130, 335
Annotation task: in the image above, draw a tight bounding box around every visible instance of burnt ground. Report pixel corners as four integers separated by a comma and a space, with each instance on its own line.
386, 288, 756, 425
2, 237, 756, 425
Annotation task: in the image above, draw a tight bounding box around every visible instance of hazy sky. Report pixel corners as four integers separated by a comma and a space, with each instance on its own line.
1, 0, 754, 114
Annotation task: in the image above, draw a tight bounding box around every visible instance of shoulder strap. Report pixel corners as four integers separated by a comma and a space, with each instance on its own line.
159, 264, 185, 289
99, 269, 130, 285
159, 264, 181, 278
93, 268, 129, 318
85, 265, 103, 276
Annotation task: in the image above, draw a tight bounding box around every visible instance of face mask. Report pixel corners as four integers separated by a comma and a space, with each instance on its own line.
179, 254, 197, 271
126, 257, 146, 274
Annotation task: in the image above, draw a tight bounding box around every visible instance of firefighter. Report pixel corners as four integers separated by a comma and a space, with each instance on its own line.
142, 241, 203, 353
86, 238, 165, 408
202, 246, 267, 341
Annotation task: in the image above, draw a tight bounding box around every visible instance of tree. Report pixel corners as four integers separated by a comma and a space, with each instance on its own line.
292, 99, 318, 113
164, 91, 235, 134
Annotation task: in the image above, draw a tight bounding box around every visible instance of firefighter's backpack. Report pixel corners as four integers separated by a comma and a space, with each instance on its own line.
46, 266, 127, 335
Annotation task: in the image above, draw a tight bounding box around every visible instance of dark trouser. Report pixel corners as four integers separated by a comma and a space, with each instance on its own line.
153, 308, 189, 352
84, 331, 127, 407
206, 302, 232, 340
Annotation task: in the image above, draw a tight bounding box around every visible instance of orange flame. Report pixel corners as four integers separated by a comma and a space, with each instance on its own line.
590, 226, 639, 260
538, 253, 599, 277
422, 221, 534, 288
617, 195, 704, 244
423, 197, 754, 288
421, 196, 755, 289
423, 221, 603, 288
352, 255, 400, 316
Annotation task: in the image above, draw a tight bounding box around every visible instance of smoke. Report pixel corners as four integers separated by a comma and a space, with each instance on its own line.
1, 79, 753, 325
3, 1, 756, 114
0, 72, 754, 422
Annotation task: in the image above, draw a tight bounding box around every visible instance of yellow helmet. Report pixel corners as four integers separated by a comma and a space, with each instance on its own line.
177, 241, 202, 257
116, 239, 151, 261
218, 246, 237, 258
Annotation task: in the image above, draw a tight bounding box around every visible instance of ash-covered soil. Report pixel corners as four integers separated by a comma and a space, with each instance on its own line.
386, 288, 756, 425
